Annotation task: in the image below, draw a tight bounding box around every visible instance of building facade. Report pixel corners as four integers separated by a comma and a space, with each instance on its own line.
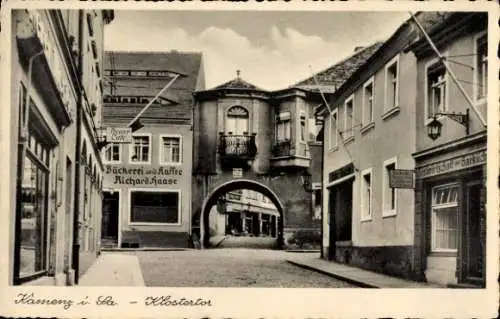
317, 12, 489, 287
316, 22, 420, 278
101, 51, 204, 248
410, 12, 488, 287
9, 9, 113, 285
192, 73, 323, 249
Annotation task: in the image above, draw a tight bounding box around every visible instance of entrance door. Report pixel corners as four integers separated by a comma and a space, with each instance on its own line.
328, 188, 336, 260
101, 191, 119, 246
463, 182, 484, 284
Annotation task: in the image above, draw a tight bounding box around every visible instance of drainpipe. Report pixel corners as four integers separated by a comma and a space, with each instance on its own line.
13, 49, 44, 284
320, 132, 325, 259
71, 9, 84, 285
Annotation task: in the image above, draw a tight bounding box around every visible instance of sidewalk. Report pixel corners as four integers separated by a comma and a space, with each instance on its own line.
79, 252, 145, 286
285, 253, 444, 288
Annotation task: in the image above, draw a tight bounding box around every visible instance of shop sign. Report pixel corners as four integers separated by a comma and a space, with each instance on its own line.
328, 163, 355, 183
106, 127, 132, 143
105, 166, 183, 186
25, 11, 76, 121
233, 168, 243, 178
416, 149, 486, 179
389, 169, 415, 189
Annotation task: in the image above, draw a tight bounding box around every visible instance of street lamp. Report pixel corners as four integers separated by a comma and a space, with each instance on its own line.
427, 109, 470, 141
301, 170, 312, 192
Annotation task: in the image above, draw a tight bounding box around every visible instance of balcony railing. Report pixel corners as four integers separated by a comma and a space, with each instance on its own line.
218, 133, 257, 159
272, 140, 292, 157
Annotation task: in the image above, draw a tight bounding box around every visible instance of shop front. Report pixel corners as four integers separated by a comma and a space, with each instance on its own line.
101, 127, 193, 248
413, 134, 486, 287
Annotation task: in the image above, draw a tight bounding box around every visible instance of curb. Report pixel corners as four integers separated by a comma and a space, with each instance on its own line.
285, 260, 379, 288
101, 247, 194, 252
285, 249, 321, 253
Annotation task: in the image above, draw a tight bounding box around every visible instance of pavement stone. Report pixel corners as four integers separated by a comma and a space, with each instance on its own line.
285, 254, 445, 288
135, 248, 356, 288
79, 252, 145, 286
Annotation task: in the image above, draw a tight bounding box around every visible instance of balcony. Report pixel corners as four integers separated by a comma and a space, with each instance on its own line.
218, 133, 257, 167
270, 139, 310, 168
272, 140, 292, 157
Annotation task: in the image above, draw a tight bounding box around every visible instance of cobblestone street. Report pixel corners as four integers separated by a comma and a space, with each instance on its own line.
135, 249, 356, 288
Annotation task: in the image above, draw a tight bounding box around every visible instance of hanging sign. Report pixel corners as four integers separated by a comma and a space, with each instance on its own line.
389, 169, 415, 189
106, 127, 132, 143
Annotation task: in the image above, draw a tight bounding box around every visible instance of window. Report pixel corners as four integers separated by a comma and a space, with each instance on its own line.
329, 109, 338, 149
383, 158, 397, 217
300, 113, 306, 142
384, 56, 399, 110
130, 135, 150, 163
276, 112, 291, 142
160, 135, 181, 164
426, 61, 447, 119
474, 33, 488, 102
431, 184, 459, 252
18, 125, 51, 279
130, 190, 180, 224
226, 106, 249, 135
344, 96, 354, 139
363, 78, 374, 125
360, 168, 372, 221
103, 143, 121, 163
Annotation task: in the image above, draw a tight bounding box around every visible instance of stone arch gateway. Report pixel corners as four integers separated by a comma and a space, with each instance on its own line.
199, 178, 285, 249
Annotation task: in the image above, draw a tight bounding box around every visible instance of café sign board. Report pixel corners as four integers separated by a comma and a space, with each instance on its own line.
106, 127, 132, 143
416, 149, 486, 179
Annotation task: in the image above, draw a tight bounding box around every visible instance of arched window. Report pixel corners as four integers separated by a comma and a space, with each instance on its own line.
226, 106, 249, 135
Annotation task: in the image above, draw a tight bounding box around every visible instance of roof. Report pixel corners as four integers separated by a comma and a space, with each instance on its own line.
292, 41, 384, 93
408, 12, 482, 54
312, 11, 457, 117
212, 71, 264, 91
102, 50, 203, 124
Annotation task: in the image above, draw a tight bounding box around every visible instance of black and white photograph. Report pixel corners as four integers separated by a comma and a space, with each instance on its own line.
0, 1, 498, 318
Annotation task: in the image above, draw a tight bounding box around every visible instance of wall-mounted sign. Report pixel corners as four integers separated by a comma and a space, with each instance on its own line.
389, 169, 415, 189
233, 168, 243, 178
328, 163, 355, 183
22, 11, 76, 121
416, 149, 486, 179
105, 166, 183, 186
106, 127, 132, 143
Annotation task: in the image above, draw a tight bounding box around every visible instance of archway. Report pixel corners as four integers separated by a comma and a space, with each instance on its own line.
200, 179, 285, 249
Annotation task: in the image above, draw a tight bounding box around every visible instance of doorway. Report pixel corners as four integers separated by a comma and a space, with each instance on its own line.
463, 181, 484, 285
101, 191, 119, 247
328, 187, 336, 260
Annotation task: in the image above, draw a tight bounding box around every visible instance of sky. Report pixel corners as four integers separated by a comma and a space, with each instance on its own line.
104, 11, 409, 91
